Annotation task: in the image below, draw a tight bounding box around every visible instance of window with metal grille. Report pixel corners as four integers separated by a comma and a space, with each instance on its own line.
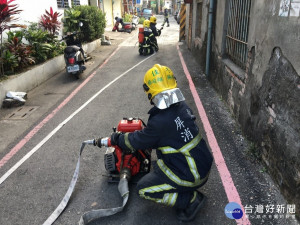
57, 0, 70, 8
225, 0, 251, 70
73, 0, 80, 6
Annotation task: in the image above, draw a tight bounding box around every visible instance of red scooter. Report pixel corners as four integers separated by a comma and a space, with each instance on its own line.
112, 19, 133, 33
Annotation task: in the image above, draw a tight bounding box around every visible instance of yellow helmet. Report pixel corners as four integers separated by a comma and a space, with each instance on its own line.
143, 64, 177, 100
150, 16, 157, 24
143, 19, 150, 28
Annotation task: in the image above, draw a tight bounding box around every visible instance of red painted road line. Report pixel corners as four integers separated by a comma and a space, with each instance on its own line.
176, 44, 251, 225
0, 46, 120, 169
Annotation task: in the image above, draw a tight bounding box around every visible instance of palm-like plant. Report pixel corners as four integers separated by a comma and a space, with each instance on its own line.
0, 0, 23, 34
1, 49, 18, 74
5, 32, 35, 71
39, 7, 62, 36
0, 0, 25, 76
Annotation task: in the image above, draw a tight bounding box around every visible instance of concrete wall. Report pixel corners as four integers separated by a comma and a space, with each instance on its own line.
87, 0, 96, 7
17, 1, 58, 27
14, 0, 116, 33
16, 0, 90, 26
191, 0, 300, 219
190, 0, 208, 69
102, 0, 122, 27
9, 0, 90, 39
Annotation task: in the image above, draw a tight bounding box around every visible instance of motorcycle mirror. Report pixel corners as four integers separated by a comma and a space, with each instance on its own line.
79, 22, 83, 27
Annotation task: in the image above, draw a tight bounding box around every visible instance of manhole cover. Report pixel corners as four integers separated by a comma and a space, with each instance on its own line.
4, 106, 39, 120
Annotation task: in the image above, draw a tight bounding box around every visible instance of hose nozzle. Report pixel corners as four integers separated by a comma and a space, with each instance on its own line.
94, 137, 111, 148
83, 139, 95, 145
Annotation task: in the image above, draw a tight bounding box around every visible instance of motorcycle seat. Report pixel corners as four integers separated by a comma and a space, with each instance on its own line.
123, 22, 131, 26
65, 45, 80, 54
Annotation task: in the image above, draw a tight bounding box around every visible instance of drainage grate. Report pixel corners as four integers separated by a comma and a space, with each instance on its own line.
4, 106, 39, 120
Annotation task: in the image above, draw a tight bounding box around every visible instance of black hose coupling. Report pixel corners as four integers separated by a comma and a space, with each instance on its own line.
119, 167, 131, 181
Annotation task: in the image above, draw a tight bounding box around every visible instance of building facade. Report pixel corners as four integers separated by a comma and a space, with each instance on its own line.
182, 0, 300, 219
15, 0, 122, 30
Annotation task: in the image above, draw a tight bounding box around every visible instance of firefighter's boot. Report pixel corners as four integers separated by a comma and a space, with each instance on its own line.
176, 191, 207, 222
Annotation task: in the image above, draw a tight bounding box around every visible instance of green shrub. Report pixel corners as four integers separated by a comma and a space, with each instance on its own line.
1, 49, 18, 74
139, 17, 145, 24
73, 5, 106, 42
5, 31, 35, 72
62, 8, 82, 33
0, 6, 105, 76
124, 13, 132, 22
23, 23, 65, 63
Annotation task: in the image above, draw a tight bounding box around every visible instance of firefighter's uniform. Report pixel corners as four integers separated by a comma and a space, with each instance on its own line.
149, 16, 161, 52
118, 101, 213, 209
115, 64, 213, 212
139, 20, 158, 55
162, 8, 170, 27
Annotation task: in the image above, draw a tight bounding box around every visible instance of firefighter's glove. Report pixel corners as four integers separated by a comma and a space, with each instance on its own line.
110, 132, 122, 146
158, 29, 161, 36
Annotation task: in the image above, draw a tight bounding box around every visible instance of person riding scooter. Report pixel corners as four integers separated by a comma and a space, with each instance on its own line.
115, 17, 125, 27
112, 16, 133, 33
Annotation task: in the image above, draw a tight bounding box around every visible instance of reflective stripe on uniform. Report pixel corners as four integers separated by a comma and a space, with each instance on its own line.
139, 184, 177, 206
124, 133, 136, 152
158, 134, 201, 155
162, 193, 178, 206
157, 134, 203, 187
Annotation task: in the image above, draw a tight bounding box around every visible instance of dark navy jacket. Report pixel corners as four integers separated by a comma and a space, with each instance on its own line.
117, 101, 213, 185
150, 23, 161, 37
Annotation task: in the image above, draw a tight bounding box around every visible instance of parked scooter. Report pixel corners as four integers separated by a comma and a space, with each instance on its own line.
62, 22, 86, 78
131, 15, 139, 30
112, 17, 133, 33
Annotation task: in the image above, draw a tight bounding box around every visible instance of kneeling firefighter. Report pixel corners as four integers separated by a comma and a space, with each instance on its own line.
138, 20, 158, 55
95, 64, 213, 222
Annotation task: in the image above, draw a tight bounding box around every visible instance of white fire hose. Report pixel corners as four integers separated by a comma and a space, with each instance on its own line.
43, 140, 130, 225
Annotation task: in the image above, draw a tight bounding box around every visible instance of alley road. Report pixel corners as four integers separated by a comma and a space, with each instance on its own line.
0, 15, 298, 225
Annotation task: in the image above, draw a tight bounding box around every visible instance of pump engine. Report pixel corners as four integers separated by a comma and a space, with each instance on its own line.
102, 118, 151, 182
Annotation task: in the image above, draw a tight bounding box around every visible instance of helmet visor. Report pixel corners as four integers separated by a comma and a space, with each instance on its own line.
152, 88, 185, 109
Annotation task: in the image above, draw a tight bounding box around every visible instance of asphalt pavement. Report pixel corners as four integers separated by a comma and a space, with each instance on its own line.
0, 15, 299, 225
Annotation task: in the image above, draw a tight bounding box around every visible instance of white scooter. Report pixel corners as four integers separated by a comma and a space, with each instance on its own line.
131, 15, 139, 30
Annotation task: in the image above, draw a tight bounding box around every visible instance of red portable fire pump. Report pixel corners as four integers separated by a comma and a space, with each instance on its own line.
43, 118, 152, 225
99, 118, 152, 182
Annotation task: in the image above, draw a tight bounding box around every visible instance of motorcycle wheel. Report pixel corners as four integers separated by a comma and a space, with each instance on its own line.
75, 73, 80, 79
